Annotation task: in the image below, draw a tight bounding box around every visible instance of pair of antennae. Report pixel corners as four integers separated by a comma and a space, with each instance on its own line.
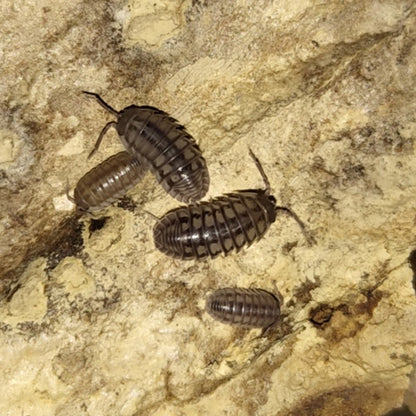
82, 91, 314, 245
82, 91, 270, 196
82, 91, 267, 195
248, 148, 315, 245
82, 91, 119, 159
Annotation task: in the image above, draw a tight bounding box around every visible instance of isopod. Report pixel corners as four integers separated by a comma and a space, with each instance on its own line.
70, 151, 146, 213
83, 91, 209, 203
206, 288, 281, 328
153, 149, 308, 260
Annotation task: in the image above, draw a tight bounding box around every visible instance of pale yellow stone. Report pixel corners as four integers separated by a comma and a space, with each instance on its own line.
52, 258, 95, 301
0, 129, 21, 165
1, 0, 416, 415
57, 131, 85, 156
53, 194, 74, 211
0, 258, 48, 325
127, 15, 178, 47
124, 0, 191, 48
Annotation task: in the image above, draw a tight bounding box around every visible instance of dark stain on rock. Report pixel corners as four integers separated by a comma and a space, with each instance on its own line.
88, 217, 108, 234
356, 289, 383, 315
77, 1, 165, 93
349, 122, 414, 155
15, 320, 53, 338
382, 405, 414, 416
309, 290, 383, 343
282, 240, 298, 255
0, 211, 86, 305
287, 277, 321, 307
341, 162, 366, 182
309, 304, 334, 327
42, 215, 84, 272
408, 249, 416, 294
283, 385, 399, 416
1, 213, 86, 302
116, 196, 137, 212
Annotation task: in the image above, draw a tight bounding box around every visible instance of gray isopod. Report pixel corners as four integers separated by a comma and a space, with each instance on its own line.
206, 287, 281, 328
153, 149, 308, 260
71, 151, 146, 213
83, 91, 209, 203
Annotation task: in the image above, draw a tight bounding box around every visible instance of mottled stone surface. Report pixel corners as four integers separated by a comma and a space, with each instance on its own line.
1, 1, 416, 415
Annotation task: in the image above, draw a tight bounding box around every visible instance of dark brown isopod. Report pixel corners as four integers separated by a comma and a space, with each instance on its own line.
153, 149, 308, 260
83, 91, 209, 203
70, 151, 146, 213
206, 288, 281, 328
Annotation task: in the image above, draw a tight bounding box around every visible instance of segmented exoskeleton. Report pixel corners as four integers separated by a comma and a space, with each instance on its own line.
71, 151, 146, 213
153, 149, 308, 260
206, 287, 281, 328
83, 91, 209, 203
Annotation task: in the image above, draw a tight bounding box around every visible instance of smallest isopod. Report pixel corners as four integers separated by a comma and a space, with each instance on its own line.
206, 287, 281, 328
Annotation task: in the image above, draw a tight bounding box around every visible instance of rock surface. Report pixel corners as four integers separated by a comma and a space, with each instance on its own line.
1, 1, 416, 415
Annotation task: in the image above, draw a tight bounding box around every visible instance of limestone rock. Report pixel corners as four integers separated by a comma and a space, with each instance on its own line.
1, 1, 415, 415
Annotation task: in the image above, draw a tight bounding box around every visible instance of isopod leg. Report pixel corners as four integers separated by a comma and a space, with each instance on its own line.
143, 209, 161, 222
65, 179, 84, 216
276, 206, 316, 246
82, 91, 119, 116
88, 121, 117, 159
260, 321, 279, 337
271, 281, 284, 306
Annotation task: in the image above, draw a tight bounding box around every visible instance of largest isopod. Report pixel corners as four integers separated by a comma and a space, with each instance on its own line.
70, 151, 146, 213
206, 288, 281, 328
153, 149, 308, 260
83, 91, 209, 203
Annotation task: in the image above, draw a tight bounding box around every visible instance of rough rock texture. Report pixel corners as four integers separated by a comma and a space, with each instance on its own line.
1, 1, 416, 415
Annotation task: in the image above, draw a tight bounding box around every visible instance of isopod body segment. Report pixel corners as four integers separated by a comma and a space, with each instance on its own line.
153, 190, 278, 260
83, 91, 210, 203
206, 288, 281, 328
153, 149, 305, 260
73, 151, 146, 213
